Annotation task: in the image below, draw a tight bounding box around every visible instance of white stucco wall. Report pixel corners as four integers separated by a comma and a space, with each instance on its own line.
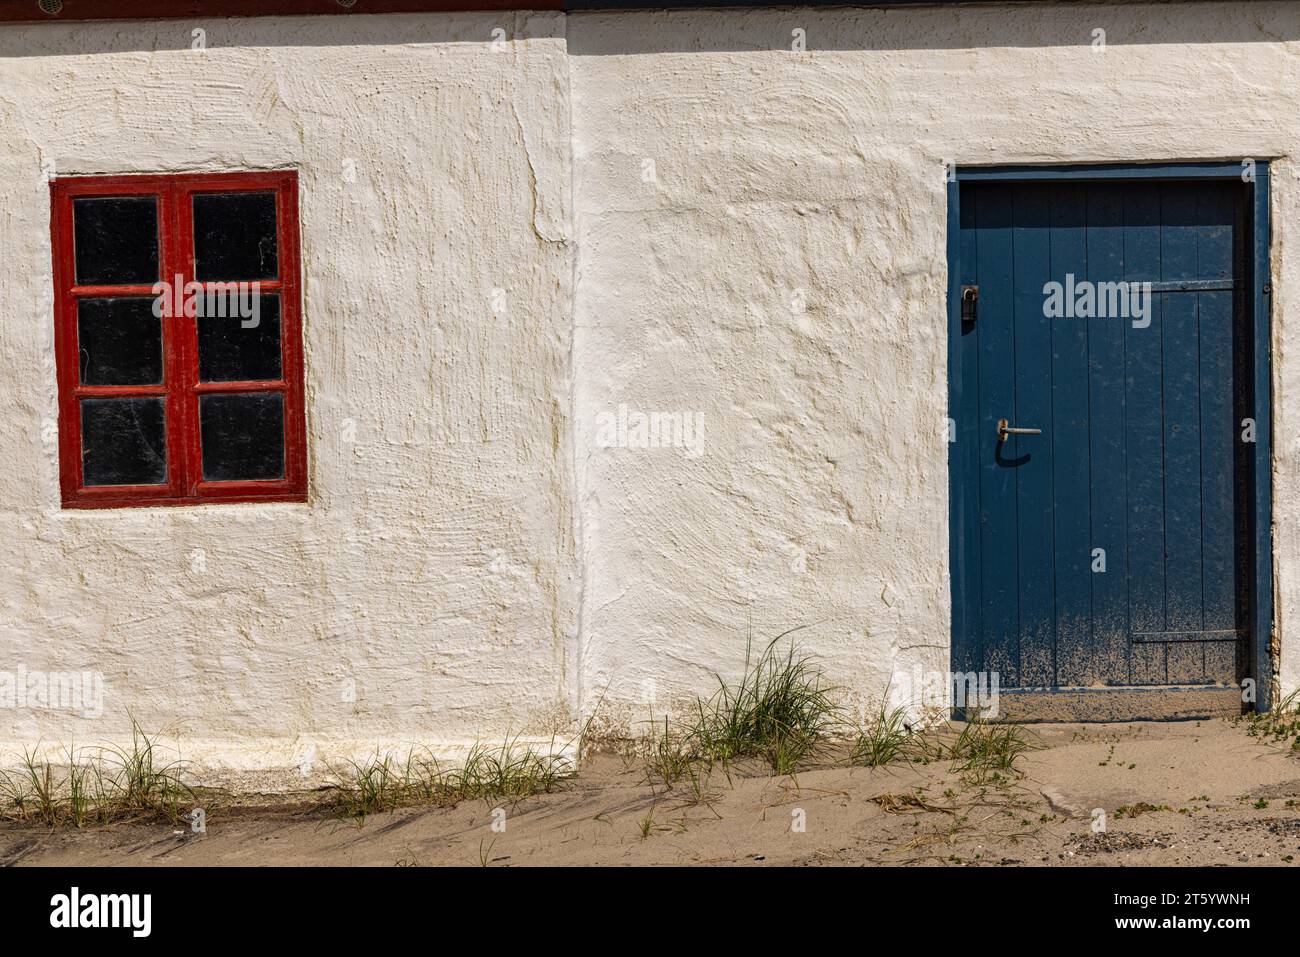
1, 3, 1298, 777
0, 13, 580, 776
570, 2, 1300, 729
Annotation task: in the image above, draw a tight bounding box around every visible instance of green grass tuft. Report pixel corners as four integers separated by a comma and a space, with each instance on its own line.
1240, 689, 1300, 754
682, 630, 839, 773
948, 714, 1035, 784
0, 720, 198, 827
851, 705, 917, 768
328, 735, 571, 821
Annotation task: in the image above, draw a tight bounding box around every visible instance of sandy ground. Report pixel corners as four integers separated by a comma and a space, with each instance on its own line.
3, 719, 1299, 866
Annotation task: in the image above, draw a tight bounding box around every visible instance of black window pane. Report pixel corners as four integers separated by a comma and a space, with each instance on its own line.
77, 297, 163, 386
200, 392, 284, 482
73, 197, 159, 285
197, 294, 281, 382
193, 192, 278, 281
81, 397, 167, 487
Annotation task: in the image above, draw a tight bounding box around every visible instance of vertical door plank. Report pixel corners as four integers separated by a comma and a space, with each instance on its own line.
1197, 184, 1235, 281
1084, 184, 1131, 686
1012, 184, 1057, 687
1167, 641, 1206, 684
1160, 185, 1206, 634
1204, 640, 1238, 685
1198, 185, 1238, 636
1123, 186, 1167, 652
1049, 184, 1095, 685
1131, 642, 1167, 685
975, 184, 1021, 686
1199, 286, 1236, 634
952, 186, 984, 674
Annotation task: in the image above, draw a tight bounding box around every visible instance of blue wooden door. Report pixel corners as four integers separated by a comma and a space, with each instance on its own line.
952, 180, 1248, 689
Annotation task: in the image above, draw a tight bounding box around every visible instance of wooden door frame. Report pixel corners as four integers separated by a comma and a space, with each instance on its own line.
946, 162, 1274, 711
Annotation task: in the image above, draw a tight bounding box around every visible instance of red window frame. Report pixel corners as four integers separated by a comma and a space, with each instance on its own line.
50, 170, 307, 508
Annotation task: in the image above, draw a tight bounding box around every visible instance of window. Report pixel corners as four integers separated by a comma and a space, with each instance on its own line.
50, 171, 306, 507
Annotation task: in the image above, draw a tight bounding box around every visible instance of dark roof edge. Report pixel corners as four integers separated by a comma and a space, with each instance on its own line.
0, 0, 1053, 25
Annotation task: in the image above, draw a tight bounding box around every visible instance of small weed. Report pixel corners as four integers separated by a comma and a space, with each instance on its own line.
644, 718, 693, 790
1115, 802, 1172, 819
680, 760, 717, 806
872, 792, 949, 814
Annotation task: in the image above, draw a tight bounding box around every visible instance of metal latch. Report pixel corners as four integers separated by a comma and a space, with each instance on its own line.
961, 284, 979, 324
998, 419, 1042, 443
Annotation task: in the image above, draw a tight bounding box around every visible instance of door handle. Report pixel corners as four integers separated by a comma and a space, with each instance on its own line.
998, 419, 1042, 442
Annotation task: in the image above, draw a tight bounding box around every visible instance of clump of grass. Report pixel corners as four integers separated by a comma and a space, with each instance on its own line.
444, 738, 570, 801
1241, 690, 1300, 753
683, 631, 839, 773
851, 705, 916, 768
329, 735, 571, 820
644, 718, 693, 790
948, 714, 1035, 784
104, 720, 195, 821
639, 721, 720, 806
65, 751, 100, 828
0, 720, 197, 827
850, 704, 1032, 782
331, 752, 413, 819
2, 749, 60, 827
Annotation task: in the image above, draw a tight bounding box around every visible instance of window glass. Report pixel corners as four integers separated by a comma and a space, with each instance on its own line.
197, 294, 281, 383
193, 192, 278, 281
73, 196, 159, 286
77, 297, 163, 386
80, 397, 167, 486
199, 392, 285, 482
